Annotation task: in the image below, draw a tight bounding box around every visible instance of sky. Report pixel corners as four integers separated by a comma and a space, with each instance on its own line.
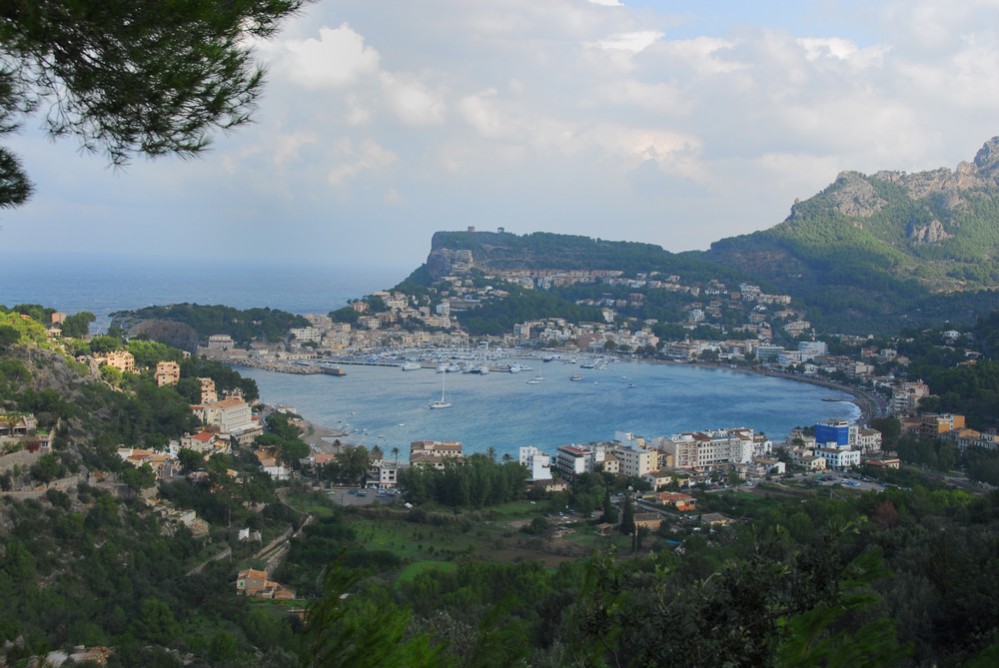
4, 0, 999, 269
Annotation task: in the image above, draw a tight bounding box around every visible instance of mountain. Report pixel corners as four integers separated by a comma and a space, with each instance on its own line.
419, 139, 999, 334
703, 137, 999, 331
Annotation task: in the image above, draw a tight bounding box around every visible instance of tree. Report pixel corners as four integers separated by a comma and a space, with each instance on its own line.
0, 325, 19, 349
121, 462, 156, 498
60, 311, 95, 338
0, 0, 314, 208
619, 495, 636, 535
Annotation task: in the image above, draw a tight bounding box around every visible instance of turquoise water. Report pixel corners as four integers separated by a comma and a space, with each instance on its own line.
240, 361, 859, 459
2, 253, 859, 457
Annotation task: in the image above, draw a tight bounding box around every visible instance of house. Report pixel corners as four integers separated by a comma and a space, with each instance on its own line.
236, 568, 296, 600
633, 512, 663, 531
255, 450, 289, 480
700, 513, 734, 527
642, 471, 674, 491
96, 350, 135, 373
656, 491, 697, 512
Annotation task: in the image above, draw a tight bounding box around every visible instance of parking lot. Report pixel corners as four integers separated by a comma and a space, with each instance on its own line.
328, 486, 399, 506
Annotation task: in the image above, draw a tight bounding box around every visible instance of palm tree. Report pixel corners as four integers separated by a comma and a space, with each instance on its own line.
391, 446, 400, 467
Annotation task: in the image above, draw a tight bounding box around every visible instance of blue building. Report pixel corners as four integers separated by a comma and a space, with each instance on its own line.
815, 420, 851, 447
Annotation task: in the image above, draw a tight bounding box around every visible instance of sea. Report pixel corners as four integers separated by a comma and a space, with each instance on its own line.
1, 252, 859, 459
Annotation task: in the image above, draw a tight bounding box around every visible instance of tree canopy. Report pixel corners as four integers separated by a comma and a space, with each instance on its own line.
0, 0, 313, 208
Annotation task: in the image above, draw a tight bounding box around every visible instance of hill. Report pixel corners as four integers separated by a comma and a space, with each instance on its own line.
417, 139, 999, 334
703, 137, 999, 331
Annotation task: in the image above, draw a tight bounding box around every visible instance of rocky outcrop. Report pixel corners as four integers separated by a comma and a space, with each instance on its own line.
907, 219, 953, 244
827, 171, 887, 218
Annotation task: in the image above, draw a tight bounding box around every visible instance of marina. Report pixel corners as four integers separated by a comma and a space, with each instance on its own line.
240, 357, 860, 460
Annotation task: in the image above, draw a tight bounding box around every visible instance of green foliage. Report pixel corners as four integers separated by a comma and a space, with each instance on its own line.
303, 566, 441, 667
0, 0, 314, 207
0, 311, 50, 347
398, 456, 529, 508
110, 303, 309, 346
60, 311, 95, 338
127, 339, 183, 369
458, 288, 603, 336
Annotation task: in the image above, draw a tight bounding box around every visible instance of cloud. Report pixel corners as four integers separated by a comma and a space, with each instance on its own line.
13, 0, 999, 266
589, 30, 662, 53
281, 23, 381, 89
327, 138, 398, 186
273, 132, 319, 166
379, 73, 447, 126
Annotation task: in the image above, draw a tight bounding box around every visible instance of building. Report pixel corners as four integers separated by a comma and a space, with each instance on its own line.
856, 428, 883, 453
655, 491, 697, 512
612, 445, 654, 478
555, 445, 589, 478
207, 334, 235, 350
409, 440, 463, 469
193, 393, 254, 436
919, 414, 966, 440
815, 420, 851, 448
518, 446, 552, 481
155, 361, 180, 387
236, 568, 295, 600
663, 429, 756, 470
97, 350, 135, 373
817, 447, 861, 470
199, 377, 218, 404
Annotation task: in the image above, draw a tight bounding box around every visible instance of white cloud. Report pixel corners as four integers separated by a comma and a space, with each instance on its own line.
589, 30, 662, 53
273, 132, 318, 166
14, 0, 999, 265
379, 73, 447, 126
281, 23, 381, 89
327, 139, 398, 186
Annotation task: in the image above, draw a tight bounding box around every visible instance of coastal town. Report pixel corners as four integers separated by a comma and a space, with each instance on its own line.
5, 240, 991, 527
4, 240, 999, 665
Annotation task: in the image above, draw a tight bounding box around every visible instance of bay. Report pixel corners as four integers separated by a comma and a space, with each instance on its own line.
2, 252, 860, 458
239, 361, 860, 460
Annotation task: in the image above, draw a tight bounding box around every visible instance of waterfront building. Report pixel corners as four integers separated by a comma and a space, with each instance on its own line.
815, 420, 851, 448
410, 440, 463, 469
662, 428, 756, 470
207, 334, 235, 350
612, 445, 655, 478
518, 446, 552, 481
555, 445, 589, 478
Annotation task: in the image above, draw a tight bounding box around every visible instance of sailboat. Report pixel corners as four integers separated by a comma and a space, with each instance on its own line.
429, 372, 452, 409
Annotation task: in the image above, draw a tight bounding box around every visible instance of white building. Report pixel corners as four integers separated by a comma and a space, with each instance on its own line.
612, 445, 655, 478
663, 428, 756, 470
817, 447, 862, 470
518, 446, 552, 481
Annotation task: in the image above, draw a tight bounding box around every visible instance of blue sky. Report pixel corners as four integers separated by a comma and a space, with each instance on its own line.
3, 0, 999, 268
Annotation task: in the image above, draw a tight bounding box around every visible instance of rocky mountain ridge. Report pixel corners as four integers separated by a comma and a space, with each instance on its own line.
420, 138, 999, 333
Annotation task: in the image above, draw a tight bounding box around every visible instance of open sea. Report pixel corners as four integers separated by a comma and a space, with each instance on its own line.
1, 252, 859, 457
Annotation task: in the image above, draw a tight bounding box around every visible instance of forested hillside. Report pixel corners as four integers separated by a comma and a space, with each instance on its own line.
704, 138, 999, 332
